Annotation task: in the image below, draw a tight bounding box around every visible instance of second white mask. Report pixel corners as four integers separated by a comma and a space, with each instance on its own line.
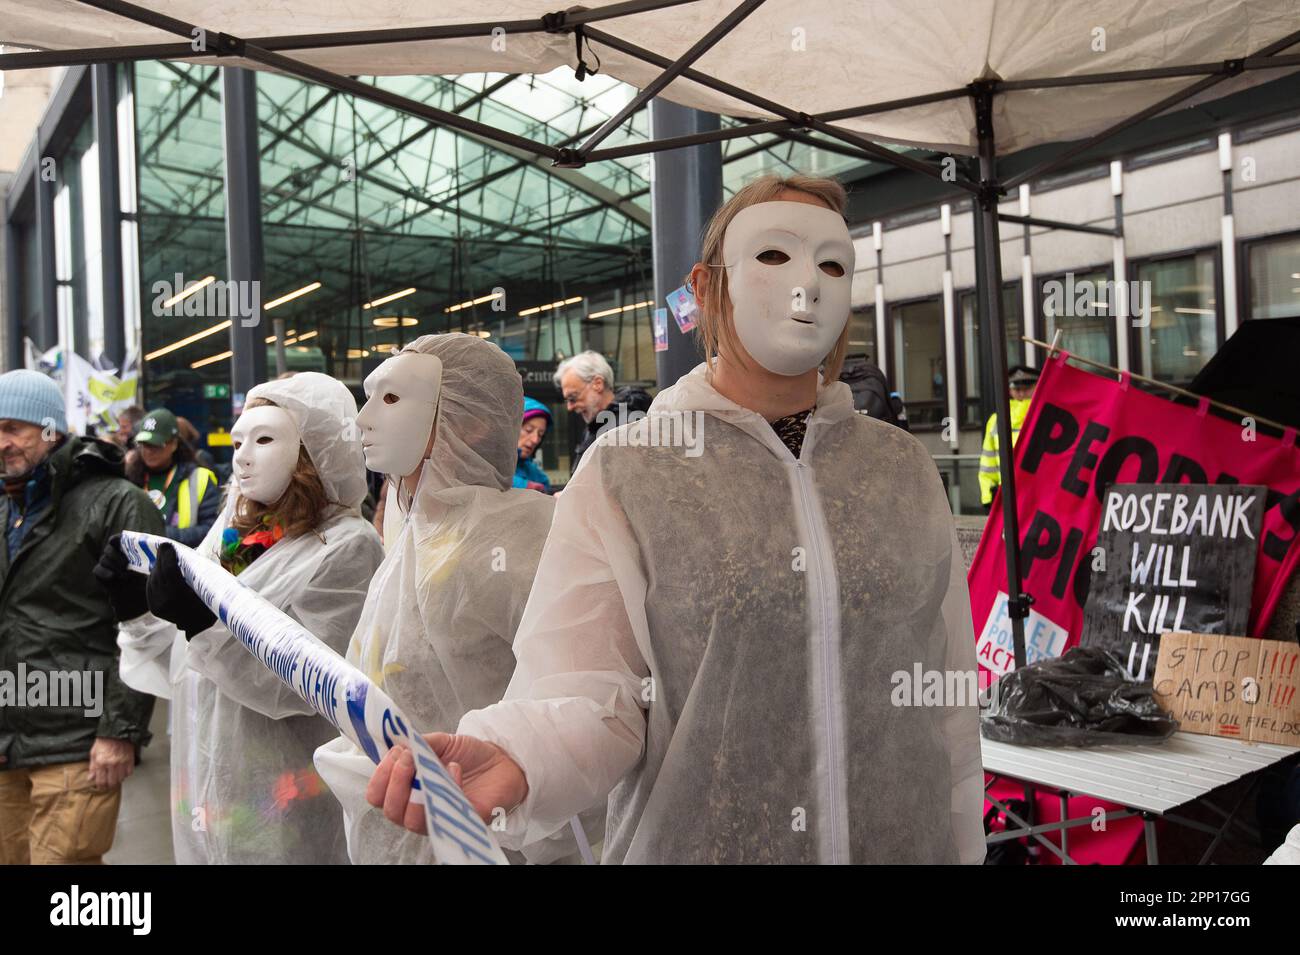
721, 200, 855, 377
231, 405, 301, 505
356, 351, 443, 477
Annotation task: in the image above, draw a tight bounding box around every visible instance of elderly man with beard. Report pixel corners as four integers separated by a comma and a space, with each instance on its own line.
0, 370, 162, 864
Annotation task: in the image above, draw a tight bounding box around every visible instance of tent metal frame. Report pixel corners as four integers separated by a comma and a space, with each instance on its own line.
5, 0, 1300, 669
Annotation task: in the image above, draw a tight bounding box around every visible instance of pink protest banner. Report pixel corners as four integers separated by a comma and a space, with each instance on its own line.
969, 352, 1300, 677
973, 352, 1300, 864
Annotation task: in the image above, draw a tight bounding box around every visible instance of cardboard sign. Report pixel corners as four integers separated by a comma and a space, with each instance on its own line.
1152, 632, 1300, 747
967, 354, 1300, 684
1081, 484, 1264, 679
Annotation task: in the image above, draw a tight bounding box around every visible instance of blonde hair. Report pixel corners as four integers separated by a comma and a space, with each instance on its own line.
689, 173, 851, 382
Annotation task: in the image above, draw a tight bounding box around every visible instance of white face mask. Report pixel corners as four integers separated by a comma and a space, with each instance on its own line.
356, 352, 443, 477
231, 405, 301, 505
721, 200, 855, 377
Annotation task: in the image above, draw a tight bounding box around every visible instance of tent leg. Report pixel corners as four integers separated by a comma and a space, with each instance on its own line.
970, 83, 1030, 670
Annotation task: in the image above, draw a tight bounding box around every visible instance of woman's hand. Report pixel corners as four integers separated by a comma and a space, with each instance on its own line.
366, 733, 528, 835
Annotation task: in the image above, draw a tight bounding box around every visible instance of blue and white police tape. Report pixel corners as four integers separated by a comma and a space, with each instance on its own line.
118, 531, 506, 865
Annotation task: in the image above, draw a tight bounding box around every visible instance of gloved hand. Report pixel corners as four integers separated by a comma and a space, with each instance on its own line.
93, 535, 149, 621
146, 543, 217, 640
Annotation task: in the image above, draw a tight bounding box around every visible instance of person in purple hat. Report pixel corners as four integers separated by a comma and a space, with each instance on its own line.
513, 397, 553, 492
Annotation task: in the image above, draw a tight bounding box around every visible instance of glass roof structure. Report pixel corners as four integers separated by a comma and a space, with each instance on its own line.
132, 59, 874, 404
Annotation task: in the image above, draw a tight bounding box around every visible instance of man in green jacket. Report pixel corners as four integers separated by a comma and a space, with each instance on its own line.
0, 369, 163, 864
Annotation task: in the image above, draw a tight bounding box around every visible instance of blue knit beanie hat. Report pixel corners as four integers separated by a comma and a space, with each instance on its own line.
0, 369, 67, 434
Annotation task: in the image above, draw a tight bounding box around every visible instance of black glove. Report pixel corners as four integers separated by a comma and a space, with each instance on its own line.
146, 543, 217, 640
93, 534, 150, 621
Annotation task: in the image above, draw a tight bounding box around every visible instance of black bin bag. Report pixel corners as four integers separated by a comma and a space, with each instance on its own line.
980, 646, 1178, 747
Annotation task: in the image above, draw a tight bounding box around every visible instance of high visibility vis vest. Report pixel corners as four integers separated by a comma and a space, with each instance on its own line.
978, 398, 1031, 506
175, 466, 216, 529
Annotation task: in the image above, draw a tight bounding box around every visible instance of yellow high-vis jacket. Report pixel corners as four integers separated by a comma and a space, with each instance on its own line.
979, 398, 1031, 506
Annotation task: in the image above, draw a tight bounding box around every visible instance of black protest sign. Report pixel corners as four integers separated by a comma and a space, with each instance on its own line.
1081, 484, 1265, 680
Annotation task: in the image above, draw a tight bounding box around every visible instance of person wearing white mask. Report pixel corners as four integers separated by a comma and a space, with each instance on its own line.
99, 372, 384, 864
313, 333, 582, 864
367, 174, 985, 864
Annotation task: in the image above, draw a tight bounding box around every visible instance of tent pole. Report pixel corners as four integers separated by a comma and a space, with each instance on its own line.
1005, 27, 1300, 191
70, 0, 563, 160
997, 213, 1118, 238
573, 0, 766, 158
0, 0, 703, 70
971, 82, 1030, 672
999, 51, 1300, 91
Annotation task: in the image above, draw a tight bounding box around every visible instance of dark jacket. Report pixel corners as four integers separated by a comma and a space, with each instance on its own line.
125, 445, 221, 547
572, 386, 653, 474
0, 436, 164, 769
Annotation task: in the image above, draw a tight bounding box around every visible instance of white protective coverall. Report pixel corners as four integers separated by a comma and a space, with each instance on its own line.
313, 333, 566, 864
117, 372, 384, 864
458, 361, 987, 864
1265, 823, 1300, 864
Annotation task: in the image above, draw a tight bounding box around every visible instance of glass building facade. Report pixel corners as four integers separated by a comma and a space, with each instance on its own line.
4, 62, 1298, 502
10, 62, 861, 474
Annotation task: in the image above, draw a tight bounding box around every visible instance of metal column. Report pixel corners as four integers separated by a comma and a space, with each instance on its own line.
93, 63, 126, 371
3, 218, 22, 370
649, 100, 722, 390
34, 165, 59, 352
220, 66, 266, 403
971, 85, 1029, 670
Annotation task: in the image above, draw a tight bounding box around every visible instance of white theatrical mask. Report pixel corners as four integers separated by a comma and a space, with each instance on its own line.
721, 200, 855, 377
355, 351, 443, 477
231, 405, 301, 505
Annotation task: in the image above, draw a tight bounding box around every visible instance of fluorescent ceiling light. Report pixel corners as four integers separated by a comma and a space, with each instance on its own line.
191, 350, 232, 369
264, 281, 321, 311
1173, 307, 1215, 315
160, 275, 215, 310
295, 330, 319, 342
518, 296, 584, 317
587, 299, 655, 320
446, 291, 504, 313
347, 348, 371, 358
372, 316, 419, 328
363, 287, 416, 310
145, 319, 232, 361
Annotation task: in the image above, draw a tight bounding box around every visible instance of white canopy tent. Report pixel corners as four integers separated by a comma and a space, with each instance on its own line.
2, 0, 1299, 157
3, 0, 1299, 666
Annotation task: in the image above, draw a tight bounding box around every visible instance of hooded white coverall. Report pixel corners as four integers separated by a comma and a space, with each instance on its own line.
117, 372, 385, 864
313, 333, 569, 864
457, 362, 987, 864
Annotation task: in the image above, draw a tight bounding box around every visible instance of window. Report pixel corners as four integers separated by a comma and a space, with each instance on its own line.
959, 283, 1022, 428
1039, 268, 1116, 367
891, 298, 945, 429
845, 306, 877, 366
1133, 250, 1219, 384
53, 116, 101, 361
1246, 234, 1300, 320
